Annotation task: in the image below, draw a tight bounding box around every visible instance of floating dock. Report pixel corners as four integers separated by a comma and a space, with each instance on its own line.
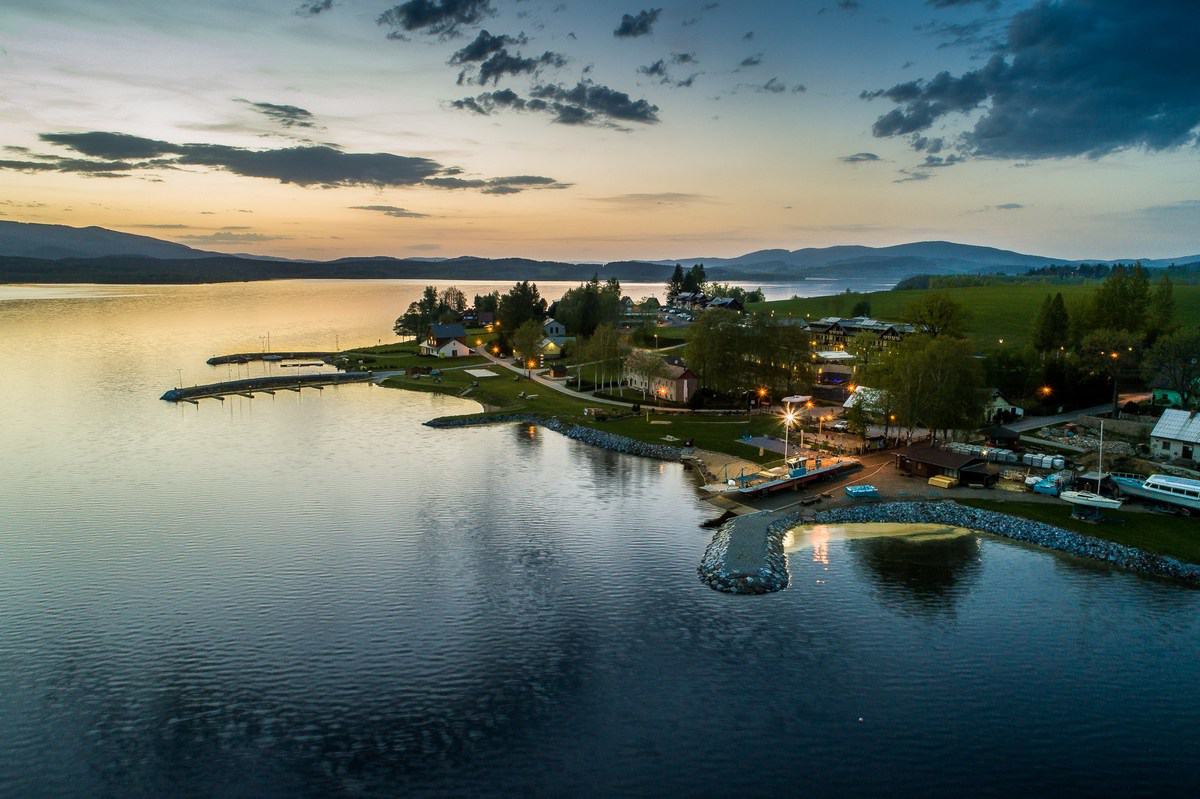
160, 371, 372, 402
205, 351, 336, 366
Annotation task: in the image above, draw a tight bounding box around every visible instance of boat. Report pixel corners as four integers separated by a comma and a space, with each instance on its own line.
703, 456, 861, 496
1059, 490, 1123, 510
1110, 474, 1200, 514
845, 484, 880, 499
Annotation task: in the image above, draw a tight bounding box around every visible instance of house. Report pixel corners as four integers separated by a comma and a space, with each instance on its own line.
707, 296, 744, 313
538, 336, 574, 360
814, 350, 856, 386
804, 316, 914, 350
984, 389, 1024, 424
478, 311, 495, 326
419, 323, 472, 358
675, 292, 709, 310
1150, 409, 1200, 463
894, 444, 997, 487
543, 317, 567, 338
625, 360, 700, 403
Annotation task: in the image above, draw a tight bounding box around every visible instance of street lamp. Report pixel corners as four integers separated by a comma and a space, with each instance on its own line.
782, 409, 797, 462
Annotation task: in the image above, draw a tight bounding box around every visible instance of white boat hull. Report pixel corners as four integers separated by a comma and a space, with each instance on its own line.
1060, 490, 1123, 510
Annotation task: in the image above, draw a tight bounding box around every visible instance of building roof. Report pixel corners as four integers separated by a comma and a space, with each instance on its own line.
429, 322, 466, 340
663, 363, 697, 380
816, 350, 855, 361
1151, 409, 1200, 444
708, 297, 743, 308
544, 317, 564, 328
895, 444, 983, 470
843, 386, 885, 410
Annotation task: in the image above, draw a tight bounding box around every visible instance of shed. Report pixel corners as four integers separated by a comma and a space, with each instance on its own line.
894, 444, 997, 487
1150, 409, 1200, 463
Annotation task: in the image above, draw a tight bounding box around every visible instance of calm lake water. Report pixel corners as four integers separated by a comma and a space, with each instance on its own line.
1, 281, 1197, 798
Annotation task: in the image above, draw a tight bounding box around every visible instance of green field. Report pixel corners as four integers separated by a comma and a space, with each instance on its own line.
751, 282, 1200, 349
380, 364, 790, 464
960, 499, 1200, 565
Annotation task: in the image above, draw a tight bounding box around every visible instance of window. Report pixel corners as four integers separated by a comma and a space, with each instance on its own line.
1162, 440, 1170, 450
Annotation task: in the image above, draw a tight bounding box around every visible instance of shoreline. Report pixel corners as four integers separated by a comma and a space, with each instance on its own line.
425, 410, 685, 461
699, 500, 1200, 595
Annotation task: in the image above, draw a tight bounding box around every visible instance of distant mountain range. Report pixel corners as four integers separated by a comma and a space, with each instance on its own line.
1, 220, 1197, 286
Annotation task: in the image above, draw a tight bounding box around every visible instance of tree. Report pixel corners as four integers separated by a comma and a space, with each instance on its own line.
847, 331, 878, 376
624, 350, 671, 400
1144, 328, 1200, 408
666, 264, 685, 303
1032, 292, 1070, 356
905, 292, 970, 338
474, 290, 500, 314
1089, 263, 1150, 336
1146, 274, 1176, 343
583, 323, 626, 393
1082, 328, 1140, 415
874, 335, 983, 444
497, 281, 547, 343
851, 299, 871, 317
393, 285, 443, 340
512, 319, 544, 376
685, 308, 744, 393
681, 264, 707, 294
440, 286, 467, 314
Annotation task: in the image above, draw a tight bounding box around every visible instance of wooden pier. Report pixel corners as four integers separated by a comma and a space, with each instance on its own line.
205, 351, 337, 366
160, 371, 372, 402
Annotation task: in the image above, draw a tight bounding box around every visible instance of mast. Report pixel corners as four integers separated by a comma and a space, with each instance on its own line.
1098, 420, 1105, 481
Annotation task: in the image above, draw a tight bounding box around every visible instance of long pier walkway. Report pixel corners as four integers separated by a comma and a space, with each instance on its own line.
206, 351, 337, 365
161, 371, 379, 403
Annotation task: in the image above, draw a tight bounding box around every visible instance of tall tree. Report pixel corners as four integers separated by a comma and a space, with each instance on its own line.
624, 350, 671, 400
666, 264, 685, 303
1144, 328, 1200, 408
512, 319, 545, 376
1032, 292, 1070, 355
497, 281, 547, 343
1146, 274, 1176, 343
681, 264, 707, 294
1082, 328, 1140, 415
905, 292, 970, 339
440, 286, 467, 314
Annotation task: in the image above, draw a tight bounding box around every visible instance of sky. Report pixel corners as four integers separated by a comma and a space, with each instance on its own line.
0, 0, 1198, 262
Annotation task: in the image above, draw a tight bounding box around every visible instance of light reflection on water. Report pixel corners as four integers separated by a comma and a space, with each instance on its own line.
0, 282, 1198, 798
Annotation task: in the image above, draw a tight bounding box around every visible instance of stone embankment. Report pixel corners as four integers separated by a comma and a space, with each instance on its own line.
699, 500, 1200, 595
425, 412, 684, 461
812, 502, 1200, 585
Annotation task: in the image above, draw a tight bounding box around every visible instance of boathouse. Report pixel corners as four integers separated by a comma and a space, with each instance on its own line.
894, 444, 997, 487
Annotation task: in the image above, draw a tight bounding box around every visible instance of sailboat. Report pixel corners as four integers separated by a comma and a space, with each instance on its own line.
1060, 420, 1124, 510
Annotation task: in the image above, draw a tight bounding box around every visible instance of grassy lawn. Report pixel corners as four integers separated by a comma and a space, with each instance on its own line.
960, 498, 1200, 565
750, 283, 1200, 350
380, 363, 792, 464
339, 331, 492, 370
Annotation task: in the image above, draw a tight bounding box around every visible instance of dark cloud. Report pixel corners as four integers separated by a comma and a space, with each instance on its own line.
295, 0, 334, 15
742, 31, 754, 40
351, 205, 429, 218
671, 52, 697, 64
476, 49, 566, 84
838, 1, 861, 10
377, 0, 494, 39
593, 192, 713, 206
449, 29, 523, 63
39, 131, 176, 159
638, 59, 667, 78
865, 0, 1200, 160
614, 8, 661, 38
839, 152, 881, 163
237, 100, 317, 129
453, 81, 660, 127
12, 130, 566, 192
916, 16, 1004, 50
993, 202, 1024, 210
423, 174, 571, 193
739, 54, 762, 68
928, 0, 1000, 8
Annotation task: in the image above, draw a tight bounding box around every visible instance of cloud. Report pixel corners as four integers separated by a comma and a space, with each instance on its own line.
864, 0, 1200, 160
236, 100, 317, 129
475, 49, 566, 85
839, 152, 881, 163
295, 0, 334, 15
377, 0, 494, 39
423, 174, 571, 193
593, 192, 713, 206
178, 231, 289, 244
449, 29, 523, 63
351, 205, 429, 218
10, 130, 567, 192
638, 59, 667, 78
454, 82, 660, 126
739, 54, 762, 68
928, 0, 999, 8
993, 202, 1024, 210
614, 8, 661, 38
838, 1, 861, 10
672, 52, 697, 64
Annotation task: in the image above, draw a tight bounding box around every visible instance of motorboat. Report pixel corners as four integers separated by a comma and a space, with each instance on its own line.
1110, 474, 1200, 514
1059, 490, 1123, 510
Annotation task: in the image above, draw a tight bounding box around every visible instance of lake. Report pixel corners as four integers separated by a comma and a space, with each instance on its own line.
0, 281, 1197, 797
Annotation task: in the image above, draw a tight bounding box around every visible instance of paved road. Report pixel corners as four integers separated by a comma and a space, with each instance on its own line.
472, 347, 638, 408
1009, 403, 1111, 432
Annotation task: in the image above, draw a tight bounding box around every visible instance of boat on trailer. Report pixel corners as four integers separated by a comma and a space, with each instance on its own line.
1110, 474, 1200, 515
704, 456, 860, 497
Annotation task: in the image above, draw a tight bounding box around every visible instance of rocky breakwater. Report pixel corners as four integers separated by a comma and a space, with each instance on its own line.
697, 512, 792, 594
812, 501, 1200, 586
424, 413, 684, 461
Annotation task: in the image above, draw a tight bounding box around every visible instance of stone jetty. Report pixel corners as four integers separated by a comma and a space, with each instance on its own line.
699, 500, 1200, 595
425, 412, 684, 461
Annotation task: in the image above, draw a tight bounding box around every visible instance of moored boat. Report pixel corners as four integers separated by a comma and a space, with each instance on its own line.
1110, 474, 1200, 514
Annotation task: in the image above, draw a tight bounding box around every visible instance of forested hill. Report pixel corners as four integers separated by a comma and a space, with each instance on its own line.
0, 254, 675, 285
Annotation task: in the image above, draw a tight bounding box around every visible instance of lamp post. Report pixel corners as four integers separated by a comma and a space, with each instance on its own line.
783, 409, 797, 462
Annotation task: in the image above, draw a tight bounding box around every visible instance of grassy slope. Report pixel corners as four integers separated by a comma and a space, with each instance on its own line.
381, 364, 787, 464
960, 499, 1200, 565
751, 283, 1200, 349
